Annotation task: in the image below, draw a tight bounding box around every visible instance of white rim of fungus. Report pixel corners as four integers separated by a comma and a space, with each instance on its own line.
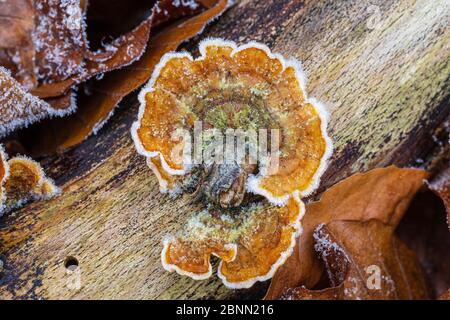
0, 145, 10, 214
131, 38, 333, 203
161, 236, 237, 280
146, 158, 170, 193
217, 195, 305, 289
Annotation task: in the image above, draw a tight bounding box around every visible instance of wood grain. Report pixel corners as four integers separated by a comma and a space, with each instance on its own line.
0, 0, 449, 299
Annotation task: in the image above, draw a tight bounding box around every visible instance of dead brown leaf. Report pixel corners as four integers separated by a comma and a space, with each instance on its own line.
396, 187, 450, 297
0, 67, 60, 139
0, 0, 34, 48
0, 145, 58, 216
30, 0, 213, 99
280, 220, 430, 300
31, 2, 157, 99
32, 0, 87, 84
265, 166, 428, 299
20, 0, 230, 156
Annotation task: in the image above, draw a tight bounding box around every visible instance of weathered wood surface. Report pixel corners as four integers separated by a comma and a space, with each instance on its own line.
0, 0, 449, 299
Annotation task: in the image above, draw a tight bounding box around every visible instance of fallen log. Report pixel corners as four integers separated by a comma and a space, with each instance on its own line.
0, 0, 448, 299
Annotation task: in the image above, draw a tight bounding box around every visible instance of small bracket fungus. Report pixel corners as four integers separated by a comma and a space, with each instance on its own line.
0, 145, 59, 215
162, 195, 305, 288
0, 147, 8, 212
132, 39, 332, 288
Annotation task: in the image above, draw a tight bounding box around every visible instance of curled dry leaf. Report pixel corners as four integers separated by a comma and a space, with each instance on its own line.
0, 0, 87, 91
395, 181, 450, 297
132, 39, 332, 287
30, 0, 157, 99
0, 0, 34, 49
32, 0, 86, 85
2, 0, 156, 94
17, 0, 231, 156
0, 67, 63, 139
0, 145, 58, 216
0, 0, 111, 135
265, 166, 428, 299
281, 220, 430, 300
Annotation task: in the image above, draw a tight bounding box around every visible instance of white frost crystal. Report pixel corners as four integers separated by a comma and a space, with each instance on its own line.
33, 0, 85, 82
0, 67, 61, 138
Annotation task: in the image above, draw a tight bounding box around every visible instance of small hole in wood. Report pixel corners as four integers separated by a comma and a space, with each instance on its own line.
64, 256, 79, 271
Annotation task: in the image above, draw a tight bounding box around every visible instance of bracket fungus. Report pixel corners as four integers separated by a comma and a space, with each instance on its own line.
0, 145, 58, 215
132, 39, 332, 288
162, 196, 305, 288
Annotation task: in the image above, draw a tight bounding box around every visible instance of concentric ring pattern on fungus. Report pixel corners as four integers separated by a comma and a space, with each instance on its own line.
132, 39, 332, 288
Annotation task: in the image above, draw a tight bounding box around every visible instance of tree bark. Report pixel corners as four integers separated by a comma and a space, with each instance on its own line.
0, 0, 449, 299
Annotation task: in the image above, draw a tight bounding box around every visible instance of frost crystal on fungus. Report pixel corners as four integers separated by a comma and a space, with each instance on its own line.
132, 39, 332, 288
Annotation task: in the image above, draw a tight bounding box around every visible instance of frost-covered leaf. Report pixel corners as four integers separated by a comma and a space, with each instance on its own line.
33, 0, 86, 84
0, 0, 228, 153
0, 0, 34, 48
32, 5, 156, 98
31, 0, 209, 99
22, 0, 230, 156
0, 67, 61, 138
280, 220, 430, 300
439, 290, 450, 300
265, 166, 428, 299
